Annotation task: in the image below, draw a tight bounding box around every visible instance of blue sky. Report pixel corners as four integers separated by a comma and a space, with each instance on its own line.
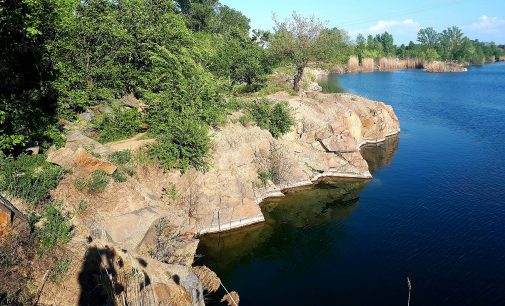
220, 0, 505, 44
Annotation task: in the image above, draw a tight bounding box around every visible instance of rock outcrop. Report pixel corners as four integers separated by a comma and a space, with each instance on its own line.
51, 92, 399, 250
43, 92, 399, 305
186, 92, 399, 234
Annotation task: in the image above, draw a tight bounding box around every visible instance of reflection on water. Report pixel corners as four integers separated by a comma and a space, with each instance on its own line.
197, 135, 399, 305
361, 135, 399, 174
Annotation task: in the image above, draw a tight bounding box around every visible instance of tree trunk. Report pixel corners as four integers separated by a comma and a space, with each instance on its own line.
293, 65, 305, 92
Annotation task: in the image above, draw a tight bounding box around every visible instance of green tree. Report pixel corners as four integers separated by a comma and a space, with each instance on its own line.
417, 27, 439, 48
377, 32, 395, 56
270, 12, 331, 92
439, 26, 465, 60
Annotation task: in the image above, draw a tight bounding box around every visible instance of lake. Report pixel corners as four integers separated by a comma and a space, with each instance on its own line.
197, 63, 505, 305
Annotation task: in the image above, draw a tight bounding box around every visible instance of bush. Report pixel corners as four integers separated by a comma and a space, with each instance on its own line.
0, 154, 65, 204
93, 105, 142, 143
148, 118, 211, 172
108, 150, 132, 165
249, 99, 294, 138
36, 203, 73, 254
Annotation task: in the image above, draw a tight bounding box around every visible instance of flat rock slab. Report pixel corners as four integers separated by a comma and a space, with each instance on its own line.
47, 147, 117, 174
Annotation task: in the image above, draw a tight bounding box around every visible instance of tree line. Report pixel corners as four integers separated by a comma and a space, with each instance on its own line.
1, 1, 504, 167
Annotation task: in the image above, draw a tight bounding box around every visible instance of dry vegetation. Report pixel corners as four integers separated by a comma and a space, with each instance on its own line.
424, 61, 467, 72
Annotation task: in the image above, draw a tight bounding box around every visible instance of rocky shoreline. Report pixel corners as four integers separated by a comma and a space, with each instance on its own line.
1, 90, 400, 305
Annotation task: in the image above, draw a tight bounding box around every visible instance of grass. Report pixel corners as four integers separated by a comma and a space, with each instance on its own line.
36, 202, 73, 254
77, 200, 87, 214
74, 170, 110, 192
50, 257, 71, 283
254, 84, 297, 97
108, 150, 132, 165
0, 154, 66, 205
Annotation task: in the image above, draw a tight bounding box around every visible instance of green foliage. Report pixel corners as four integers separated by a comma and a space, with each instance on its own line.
257, 170, 273, 186
148, 119, 211, 171
87, 170, 110, 192
111, 170, 127, 182
0, 154, 65, 204
255, 84, 297, 97
36, 202, 73, 254
73, 178, 86, 191
108, 150, 132, 165
248, 99, 294, 138
74, 170, 110, 192
93, 106, 142, 143
143, 44, 226, 171
77, 200, 87, 214
50, 257, 71, 283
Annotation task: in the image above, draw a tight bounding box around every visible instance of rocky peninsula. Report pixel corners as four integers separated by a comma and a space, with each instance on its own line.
2, 90, 399, 305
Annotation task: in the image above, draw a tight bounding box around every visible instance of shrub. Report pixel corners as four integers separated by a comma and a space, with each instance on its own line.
94, 105, 142, 143
108, 150, 132, 165
148, 118, 211, 172
249, 99, 294, 138
0, 154, 65, 204
111, 170, 127, 182
77, 200, 87, 214
86, 170, 110, 192
36, 203, 73, 254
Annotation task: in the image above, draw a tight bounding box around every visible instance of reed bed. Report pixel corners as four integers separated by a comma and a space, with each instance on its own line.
347, 56, 360, 73
360, 58, 375, 72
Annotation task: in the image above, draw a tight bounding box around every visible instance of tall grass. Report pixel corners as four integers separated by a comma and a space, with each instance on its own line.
361, 58, 375, 72
347, 56, 359, 73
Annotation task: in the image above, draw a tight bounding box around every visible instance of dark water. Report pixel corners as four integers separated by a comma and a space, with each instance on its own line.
197, 63, 505, 305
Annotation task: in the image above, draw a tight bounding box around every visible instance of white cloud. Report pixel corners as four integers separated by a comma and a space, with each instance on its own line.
471, 15, 505, 33
369, 19, 420, 33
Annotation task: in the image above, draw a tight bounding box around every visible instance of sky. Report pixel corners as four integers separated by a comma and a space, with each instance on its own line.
220, 0, 505, 44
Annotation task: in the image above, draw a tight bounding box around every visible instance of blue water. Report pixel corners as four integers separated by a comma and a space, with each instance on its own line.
198, 63, 505, 305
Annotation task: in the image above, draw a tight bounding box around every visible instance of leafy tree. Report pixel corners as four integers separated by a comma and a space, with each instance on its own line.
174, 0, 219, 32
270, 12, 331, 92
143, 45, 225, 170
439, 26, 465, 60
355, 34, 367, 62
376, 32, 395, 56
417, 27, 439, 48
319, 28, 353, 64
